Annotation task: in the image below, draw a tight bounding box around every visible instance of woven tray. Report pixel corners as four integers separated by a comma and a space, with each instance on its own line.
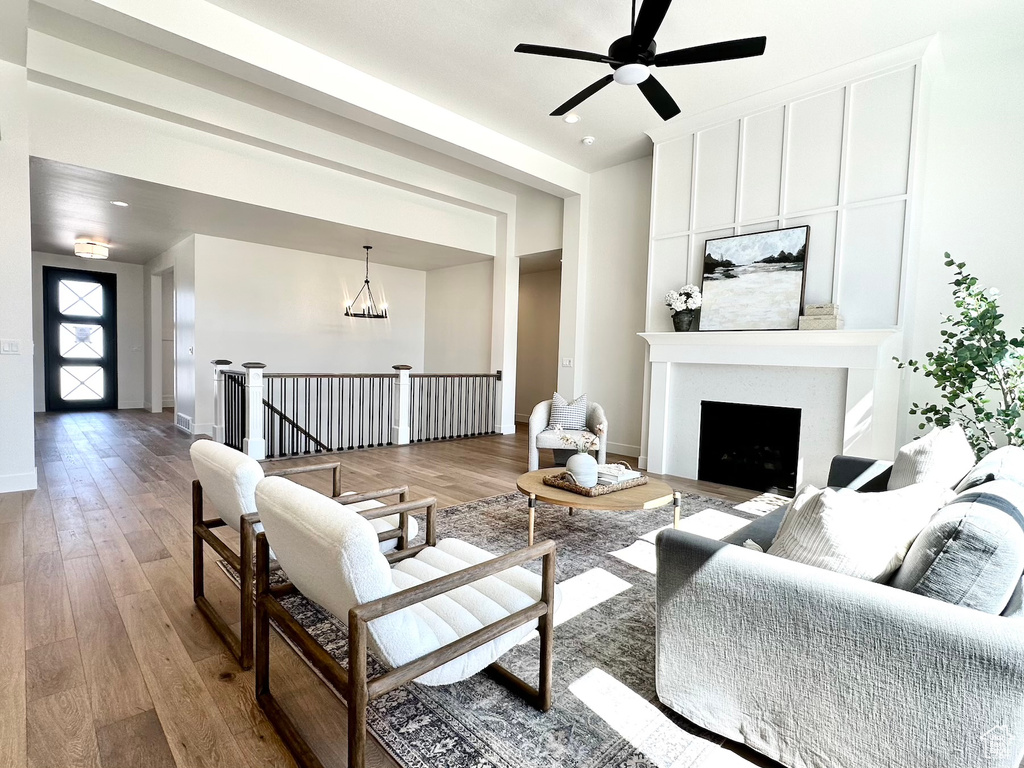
542, 471, 649, 497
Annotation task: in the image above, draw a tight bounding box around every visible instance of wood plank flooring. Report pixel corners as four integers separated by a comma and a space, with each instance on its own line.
0, 409, 773, 768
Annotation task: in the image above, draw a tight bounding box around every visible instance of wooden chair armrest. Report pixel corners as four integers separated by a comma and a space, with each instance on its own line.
351, 539, 555, 623
335, 486, 409, 505
264, 462, 342, 496
359, 497, 437, 551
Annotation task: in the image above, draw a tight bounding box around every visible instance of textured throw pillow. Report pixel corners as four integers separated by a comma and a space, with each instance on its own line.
547, 392, 588, 431
891, 480, 1024, 613
767, 483, 954, 581
954, 445, 1024, 493
887, 423, 977, 490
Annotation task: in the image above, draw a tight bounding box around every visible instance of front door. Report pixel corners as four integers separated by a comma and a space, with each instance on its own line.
43, 267, 118, 411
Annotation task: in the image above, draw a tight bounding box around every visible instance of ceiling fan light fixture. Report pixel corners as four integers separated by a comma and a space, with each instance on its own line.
612, 63, 650, 85
74, 240, 109, 259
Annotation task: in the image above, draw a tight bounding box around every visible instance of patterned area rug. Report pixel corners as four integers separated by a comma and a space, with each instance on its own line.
223, 490, 786, 767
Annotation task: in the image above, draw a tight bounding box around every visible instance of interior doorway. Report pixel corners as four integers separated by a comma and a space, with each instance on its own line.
515, 251, 562, 423
42, 266, 118, 411
162, 271, 176, 410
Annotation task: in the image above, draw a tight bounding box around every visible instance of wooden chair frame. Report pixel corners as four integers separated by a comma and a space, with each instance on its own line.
253, 511, 556, 768
192, 460, 434, 669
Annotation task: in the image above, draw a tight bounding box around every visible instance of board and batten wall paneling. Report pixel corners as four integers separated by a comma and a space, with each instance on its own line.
646, 62, 920, 332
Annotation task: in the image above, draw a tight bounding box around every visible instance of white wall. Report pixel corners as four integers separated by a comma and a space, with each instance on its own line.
515, 268, 561, 421
902, 15, 1024, 445
515, 187, 563, 256
0, 59, 36, 492
161, 274, 174, 407
146, 235, 195, 427
31, 252, 145, 411
646, 62, 920, 334
582, 158, 653, 456
190, 235, 429, 433
424, 261, 493, 374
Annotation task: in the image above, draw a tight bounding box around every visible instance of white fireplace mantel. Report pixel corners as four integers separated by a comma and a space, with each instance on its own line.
639, 330, 904, 482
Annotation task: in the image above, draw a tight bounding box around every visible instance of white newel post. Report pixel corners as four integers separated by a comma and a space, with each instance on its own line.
392, 365, 411, 446
242, 362, 267, 460
211, 359, 231, 443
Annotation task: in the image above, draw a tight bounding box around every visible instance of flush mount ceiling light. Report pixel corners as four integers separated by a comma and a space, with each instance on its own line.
344, 246, 389, 319
74, 240, 109, 259
562, 113, 581, 124
109, 200, 129, 207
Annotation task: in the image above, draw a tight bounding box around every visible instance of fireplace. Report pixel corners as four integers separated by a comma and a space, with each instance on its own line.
697, 400, 802, 496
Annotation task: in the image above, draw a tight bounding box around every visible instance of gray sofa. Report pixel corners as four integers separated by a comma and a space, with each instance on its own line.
655, 456, 1024, 768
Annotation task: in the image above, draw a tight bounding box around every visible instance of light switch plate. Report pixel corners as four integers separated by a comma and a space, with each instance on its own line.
0, 339, 20, 355
561, 357, 573, 368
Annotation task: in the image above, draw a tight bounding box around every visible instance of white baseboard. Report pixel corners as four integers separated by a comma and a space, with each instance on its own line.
608, 441, 641, 458
638, 455, 648, 471
119, 401, 145, 410
0, 468, 38, 493
515, 412, 532, 424
162, 396, 175, 408
192, 422, 214, 438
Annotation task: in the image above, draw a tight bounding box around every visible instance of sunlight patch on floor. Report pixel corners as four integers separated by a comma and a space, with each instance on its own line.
518, 567, 632, 644
640, 509, 752, 544
569, 668, 724, 767
609, 540, 657, 574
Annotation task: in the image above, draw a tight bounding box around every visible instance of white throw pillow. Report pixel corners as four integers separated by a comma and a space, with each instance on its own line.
767, 483, 955, 581
887, 423, 977, 490
547, 392, 588, 431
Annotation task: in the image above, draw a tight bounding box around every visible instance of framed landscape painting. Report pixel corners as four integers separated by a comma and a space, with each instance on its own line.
698, 225, 809, 331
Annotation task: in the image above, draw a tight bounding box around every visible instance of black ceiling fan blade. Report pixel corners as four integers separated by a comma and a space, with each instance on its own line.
631, 0, 674, 49
550, 74, 615, 116
654, 36, 767, 67
515, 43, 618, 65
637, 75, 681, 120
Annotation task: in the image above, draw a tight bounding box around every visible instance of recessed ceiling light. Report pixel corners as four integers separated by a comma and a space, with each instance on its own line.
563, 113, 581, 124
581, 136, 596, 146
109, 200, 129, 207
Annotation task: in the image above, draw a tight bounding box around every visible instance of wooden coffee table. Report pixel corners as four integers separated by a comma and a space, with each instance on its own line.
515, 468, 681, 545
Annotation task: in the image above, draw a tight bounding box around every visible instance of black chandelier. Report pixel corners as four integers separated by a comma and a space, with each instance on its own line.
345, 245, 388, 319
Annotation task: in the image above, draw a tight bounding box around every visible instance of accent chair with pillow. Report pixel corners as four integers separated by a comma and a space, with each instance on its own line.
252, 476, 560, 768
528, 393, 608, 471
654, 426, 1024, 768
189, 439, 430, 669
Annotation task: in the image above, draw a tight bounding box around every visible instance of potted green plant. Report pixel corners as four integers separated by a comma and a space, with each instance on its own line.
895, 254, 1024, 457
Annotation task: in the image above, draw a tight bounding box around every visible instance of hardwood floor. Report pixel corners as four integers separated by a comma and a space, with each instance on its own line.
0, 408, 768, 768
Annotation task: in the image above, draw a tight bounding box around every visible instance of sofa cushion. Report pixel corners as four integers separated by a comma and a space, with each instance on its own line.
722, 507, 787, 551
887, 423, 976, 490
954, 445, 1024, 493
891, 480, 1024, 613
546, 392, 588, 431
534, 428, 597, 451
767, 483, 953, 581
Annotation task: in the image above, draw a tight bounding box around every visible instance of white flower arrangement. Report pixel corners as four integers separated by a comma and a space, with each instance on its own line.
664, 284, 702, 313
550, 423, 601, 453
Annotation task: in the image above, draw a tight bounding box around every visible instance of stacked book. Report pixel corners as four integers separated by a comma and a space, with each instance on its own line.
798, 303, 843, 330
597, 463, 642, 486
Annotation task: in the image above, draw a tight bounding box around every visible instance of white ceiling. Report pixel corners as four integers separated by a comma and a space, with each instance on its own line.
207, 0, 984, 172
29, 157, 491, 270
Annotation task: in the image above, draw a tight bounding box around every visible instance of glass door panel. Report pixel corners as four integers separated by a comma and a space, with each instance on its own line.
43, 267, 118, 411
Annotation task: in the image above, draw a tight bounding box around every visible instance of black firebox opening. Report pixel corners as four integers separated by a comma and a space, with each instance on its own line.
697, 400, 801, 497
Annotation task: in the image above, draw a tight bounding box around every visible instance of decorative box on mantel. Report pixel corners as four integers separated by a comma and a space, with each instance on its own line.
639, 330, 903, 482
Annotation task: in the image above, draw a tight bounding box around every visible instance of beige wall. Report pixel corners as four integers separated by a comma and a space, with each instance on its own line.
515, 267, 561, 421
424, 260, 494, 373
581, 157, 652, 457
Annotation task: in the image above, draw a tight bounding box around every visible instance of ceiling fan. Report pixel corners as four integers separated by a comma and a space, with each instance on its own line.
514, 0, 766, 121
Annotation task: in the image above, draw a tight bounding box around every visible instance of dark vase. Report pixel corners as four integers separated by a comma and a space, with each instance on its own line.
672, 310, 695, 332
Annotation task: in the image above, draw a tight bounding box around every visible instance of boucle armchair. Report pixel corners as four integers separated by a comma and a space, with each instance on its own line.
528, 399, 608, 471
253, 476, 560, 768
189, 440, 424, 669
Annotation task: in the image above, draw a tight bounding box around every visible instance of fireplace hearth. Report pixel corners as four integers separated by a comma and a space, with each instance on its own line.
698, 400, 801, 496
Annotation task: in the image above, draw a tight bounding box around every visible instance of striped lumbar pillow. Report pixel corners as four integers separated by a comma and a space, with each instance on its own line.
547, 392, 588, 431
767, 482, 954, 581
887, 423, 977, 490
